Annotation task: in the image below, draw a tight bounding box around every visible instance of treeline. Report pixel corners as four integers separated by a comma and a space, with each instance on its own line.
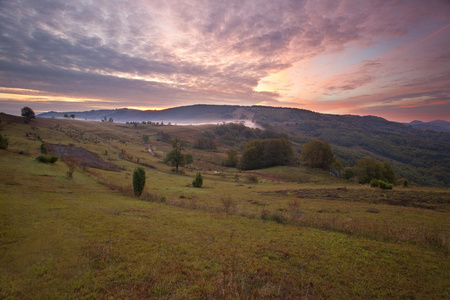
239, 138, 293, 170
213, 123, 288, 146
248, 107, 450, 187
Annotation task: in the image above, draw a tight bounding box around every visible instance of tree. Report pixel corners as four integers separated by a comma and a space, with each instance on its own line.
355, 157, 395, 184
355, 157, 383, 184
21, 107, 35, 119
239, 138, 293, 170
133, 167, 146, 197
164, 137, 186, 172
192, 172, 203, 188
223, 148, 238, 167
301, 140, 334, 169
108, 117, 114, 122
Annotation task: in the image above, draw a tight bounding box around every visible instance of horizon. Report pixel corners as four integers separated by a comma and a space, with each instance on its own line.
5, 104, 446, 124
1, 1, 449, 123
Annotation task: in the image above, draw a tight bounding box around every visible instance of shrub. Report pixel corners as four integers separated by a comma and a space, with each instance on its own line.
288, 200, 303, 221
396, 178, 409, 187
40, 143, 47, 154
261, 209, 288, 224
343, 167, 355, 180
63, 157, 80, 178
133, 167, 146, 197
192, 172, 203, 188
142, 135, 149, 144
378, 180, 393, 190
0, 134, 8, 149
36, 155, 58, 163
370, 178, 379, 188
221, 196, 236, 214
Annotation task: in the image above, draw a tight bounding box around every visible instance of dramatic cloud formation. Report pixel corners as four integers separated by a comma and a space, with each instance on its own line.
0, 0, 449, 122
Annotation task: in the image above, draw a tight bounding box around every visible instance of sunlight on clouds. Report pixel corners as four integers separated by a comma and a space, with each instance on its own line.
125, 106, 166, 111
0, 88, 107, 104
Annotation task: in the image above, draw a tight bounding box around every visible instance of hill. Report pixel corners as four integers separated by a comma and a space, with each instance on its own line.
0, 113, 449, 298
38, 105, 450, 187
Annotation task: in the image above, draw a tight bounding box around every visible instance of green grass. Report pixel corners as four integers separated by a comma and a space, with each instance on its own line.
1, 114, 449, 298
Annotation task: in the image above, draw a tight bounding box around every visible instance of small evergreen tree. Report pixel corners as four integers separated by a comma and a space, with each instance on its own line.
192, 172, 203, 188
133, 167, 146, 196
0, 134, 8, 149
40, 143, 47, 154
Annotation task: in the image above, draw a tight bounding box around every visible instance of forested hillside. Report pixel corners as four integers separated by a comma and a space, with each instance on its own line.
38, 105, 450, 187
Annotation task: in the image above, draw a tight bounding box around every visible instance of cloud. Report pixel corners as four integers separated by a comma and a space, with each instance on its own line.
0, 0, 449, 120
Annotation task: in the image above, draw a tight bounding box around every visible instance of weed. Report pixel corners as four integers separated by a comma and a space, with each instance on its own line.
288, 200, 304, 221
220, 196, 237, 214
141, 191, 166, 203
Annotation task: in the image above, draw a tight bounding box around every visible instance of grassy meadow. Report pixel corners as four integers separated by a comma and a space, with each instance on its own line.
0, 113, 449, 299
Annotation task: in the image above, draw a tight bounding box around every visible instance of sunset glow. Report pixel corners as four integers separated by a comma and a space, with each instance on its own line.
0, 0, 449, 122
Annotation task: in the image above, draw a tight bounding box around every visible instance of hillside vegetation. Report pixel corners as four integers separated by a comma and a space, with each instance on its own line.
1, 113, 449, 298
39, 105, 450, 187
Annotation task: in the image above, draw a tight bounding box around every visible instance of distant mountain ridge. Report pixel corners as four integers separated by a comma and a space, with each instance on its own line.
38, 105, 450, 132
407, 120, 450, 132
38, 105, 249, 124
38, 104, 450, 187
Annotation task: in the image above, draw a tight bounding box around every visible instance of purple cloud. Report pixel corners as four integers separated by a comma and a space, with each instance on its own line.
0, 0, 449, 121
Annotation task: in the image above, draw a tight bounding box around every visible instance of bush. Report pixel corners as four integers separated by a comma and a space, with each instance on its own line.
40, 143, 47, 154
221, 196, 236, 214
63, 157, 80, 178
0, 134, 8, 149
343, 167, 355, 180
133, 167, 146, 197
378, 180, 393, 190
261, 209, 288, 224
36, 155, 58, 163
403, 178, 409, 187
396, 178, 409, 187
370, 178, 379, 188
192, 172, 203, 188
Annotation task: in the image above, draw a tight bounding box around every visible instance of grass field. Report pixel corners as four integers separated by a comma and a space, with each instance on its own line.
0, 114, 449, 299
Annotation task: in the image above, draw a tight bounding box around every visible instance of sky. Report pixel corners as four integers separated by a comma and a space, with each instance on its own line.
0, 0, 449, 122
